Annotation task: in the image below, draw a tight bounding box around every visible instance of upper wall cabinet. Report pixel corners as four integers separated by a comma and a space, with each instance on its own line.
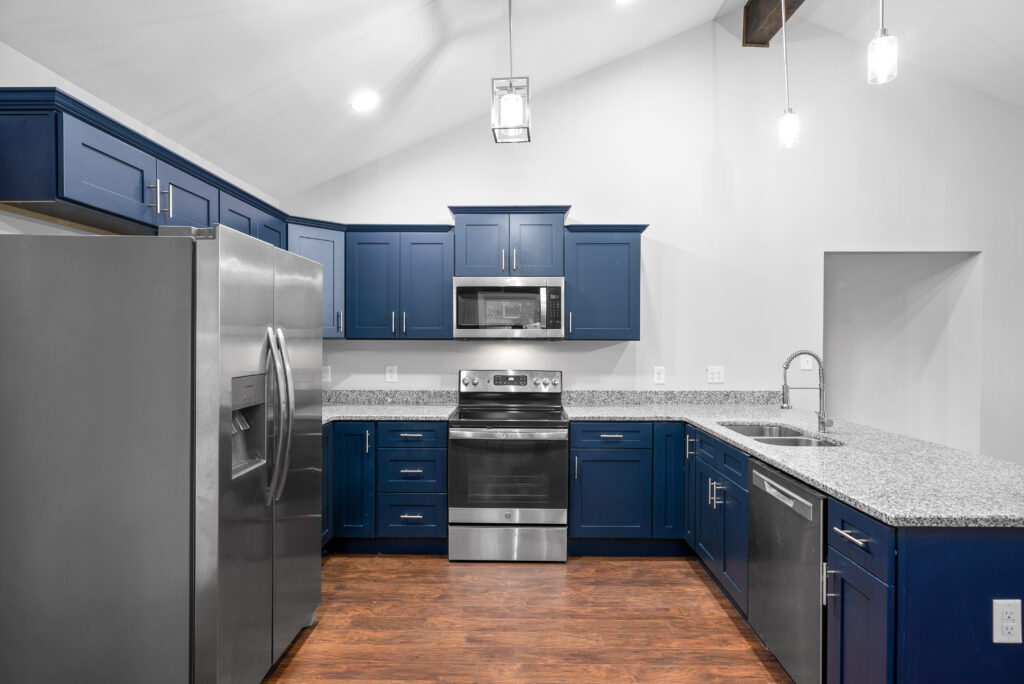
220, 192, 287, 247
564, 225, 646, 340
345, 227, 454, 339
288, 222, 345, 338
0, 88, 283, 239
450, 206, 568, 277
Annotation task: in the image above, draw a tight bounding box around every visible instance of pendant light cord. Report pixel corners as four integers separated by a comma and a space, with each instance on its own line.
780, 0, 790, 110
507, 0, 514, 77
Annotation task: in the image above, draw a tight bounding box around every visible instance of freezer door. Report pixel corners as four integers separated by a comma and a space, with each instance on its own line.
271, 247, 324, 660
191, 226, 278, 684
0, 235, 194, 683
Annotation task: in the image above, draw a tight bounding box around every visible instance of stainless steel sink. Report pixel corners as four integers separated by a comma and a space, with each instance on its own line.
720, 423, 805, 438
753, 436, 842, 447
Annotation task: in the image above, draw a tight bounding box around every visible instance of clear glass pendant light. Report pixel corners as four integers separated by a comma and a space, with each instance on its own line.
778, 0, 799, 148
491, 0, 531, 143
867, 0, 898, 84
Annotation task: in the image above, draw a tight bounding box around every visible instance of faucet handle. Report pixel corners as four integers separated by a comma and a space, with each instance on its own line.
816, 412, 835, 429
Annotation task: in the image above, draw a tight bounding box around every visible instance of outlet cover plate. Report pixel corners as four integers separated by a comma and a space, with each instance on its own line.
706, 366, 725, 384
993, 599, 1022, 644
800, 356, 814, 370
653, 366, 666, 385
385, 365, 398, 383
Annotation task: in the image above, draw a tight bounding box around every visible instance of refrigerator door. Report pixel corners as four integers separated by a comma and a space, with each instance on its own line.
271, 248, 324, 660
189, 226, 278, 684
0, 235, 194, 683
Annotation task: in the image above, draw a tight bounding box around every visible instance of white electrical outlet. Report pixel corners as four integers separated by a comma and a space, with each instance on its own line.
653, 366, 666, 385
706, 366, 725, 384
993, 599, 1022, 644
321, 366, 331, 384
385, 365, 398, 383
800, 356, 814, 371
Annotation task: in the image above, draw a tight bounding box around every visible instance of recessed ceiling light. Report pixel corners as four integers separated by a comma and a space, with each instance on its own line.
350, 91, 380, 113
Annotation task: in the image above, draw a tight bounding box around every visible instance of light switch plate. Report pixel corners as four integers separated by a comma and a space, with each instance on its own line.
653, 366, 666, 385
385, 365, 398, 383
706, 366, 725, 384
994, 599, 1022, 644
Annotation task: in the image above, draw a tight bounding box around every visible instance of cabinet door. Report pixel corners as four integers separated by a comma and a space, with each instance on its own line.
400, 231, 453, 339
564, 231, 641, 340
321, 425, 333, 547
682, 426, 698, 546
652, 423, 686, 540
719, 476, 749, 613
258, 213, 286, 248
693, 461, 723, 572
454, 213, 510, 276
289, 224, 344, 338
570, 448, 652, 539
346, 232, 400, 338
826, 548, 895, 684
509, 213, 563, 276
332, 422, 375, 538
156, 160, 218, 228
219, 192, 259, 236
60, 113, 158, 225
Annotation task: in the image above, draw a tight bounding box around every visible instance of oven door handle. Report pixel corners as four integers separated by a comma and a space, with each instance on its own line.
448, 428, 568, 441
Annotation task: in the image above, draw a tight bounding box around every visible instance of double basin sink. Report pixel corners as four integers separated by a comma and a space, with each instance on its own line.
719, 422, 841, 447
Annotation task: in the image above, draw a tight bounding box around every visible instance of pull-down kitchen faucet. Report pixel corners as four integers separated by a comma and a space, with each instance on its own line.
781, 349, 834, 433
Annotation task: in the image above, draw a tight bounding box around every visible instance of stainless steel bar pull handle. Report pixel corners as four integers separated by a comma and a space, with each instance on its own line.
273, 328, 296, 501
399, 433, 423, 438
400, 469, 423, 475
712, 482, 723, 509
513, 248, 517, 271
391, 311, 395, 334
574, 455, 579, 480
337, 310, 343, 333
707, 478, 712, 505
833, 527, 868, 548
400, 514, 423, 520
148, 179, 162, 214
685, 435, 694, 460
501, 248, 506, 271
165, 184, 174, 218
569, 312, 573, 334
265, 327, 287, 506
402, 311, 407, 334
600, 434, 624, 439
365, 430, 370, 454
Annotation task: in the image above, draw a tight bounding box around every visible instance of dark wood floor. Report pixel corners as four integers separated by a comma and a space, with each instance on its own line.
266, 554, 792, 683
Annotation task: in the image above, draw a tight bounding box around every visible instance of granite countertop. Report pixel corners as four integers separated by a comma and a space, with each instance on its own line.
567, 404, 1024, 528
320, 393, 1024, 528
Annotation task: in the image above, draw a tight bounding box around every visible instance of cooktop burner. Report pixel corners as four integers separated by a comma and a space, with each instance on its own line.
451, 370, 566, 429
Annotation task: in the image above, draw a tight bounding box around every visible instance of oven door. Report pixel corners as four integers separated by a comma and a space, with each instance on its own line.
448, 427, 568, 524
453, 277, 563, 339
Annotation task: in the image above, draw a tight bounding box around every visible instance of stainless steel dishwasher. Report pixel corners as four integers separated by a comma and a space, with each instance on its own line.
748, 461, 826, 684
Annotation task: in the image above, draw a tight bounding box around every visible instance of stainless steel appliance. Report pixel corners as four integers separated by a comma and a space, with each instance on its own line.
453, 276, 564, 339
748, 461, 827, 684
448, 370, 568, 561
0, 225, 322, 683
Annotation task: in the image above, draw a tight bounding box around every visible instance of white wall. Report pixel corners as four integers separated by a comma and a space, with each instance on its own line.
286, 16, 1024, 464
824, 252, 983, 452
0, 38, 278, 207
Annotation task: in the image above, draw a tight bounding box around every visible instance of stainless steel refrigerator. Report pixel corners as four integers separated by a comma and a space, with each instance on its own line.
0, 225, 323, 683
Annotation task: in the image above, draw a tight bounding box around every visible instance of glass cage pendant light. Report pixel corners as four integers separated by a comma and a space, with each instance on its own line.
777, 0, 799, 148
867, 0, 898, 84
492, 0, 530, 143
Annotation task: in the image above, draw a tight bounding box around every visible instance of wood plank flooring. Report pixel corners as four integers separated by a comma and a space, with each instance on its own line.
266, 554, 792, 683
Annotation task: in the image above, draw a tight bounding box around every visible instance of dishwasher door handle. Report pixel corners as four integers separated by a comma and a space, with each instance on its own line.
752, 469, 815, 521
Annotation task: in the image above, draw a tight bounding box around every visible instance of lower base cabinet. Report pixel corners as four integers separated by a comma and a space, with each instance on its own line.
332, 421, 375, 538
376, 493, 447, 537
826, 547, 895, 684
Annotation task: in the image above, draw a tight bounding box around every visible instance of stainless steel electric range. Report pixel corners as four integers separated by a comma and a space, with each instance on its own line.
447, 370, 569, 562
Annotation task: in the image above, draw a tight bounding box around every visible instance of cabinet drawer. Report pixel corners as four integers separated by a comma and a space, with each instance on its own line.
828, 498, 895, 584
376, 422, 448, 448
691, 429, 747, 489
377, 448, 447, 493
376, 493, 448, 538
570, 422, 652, 449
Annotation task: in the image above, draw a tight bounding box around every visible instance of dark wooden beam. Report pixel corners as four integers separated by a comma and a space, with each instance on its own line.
743, 0, 806, 47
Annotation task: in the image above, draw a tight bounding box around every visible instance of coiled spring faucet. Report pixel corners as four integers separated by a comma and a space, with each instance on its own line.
781, 349, 834, 433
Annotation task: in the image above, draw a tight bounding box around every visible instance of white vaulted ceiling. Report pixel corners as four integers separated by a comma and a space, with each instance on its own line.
0, 0, 725, 199
1, 1, 1022, 203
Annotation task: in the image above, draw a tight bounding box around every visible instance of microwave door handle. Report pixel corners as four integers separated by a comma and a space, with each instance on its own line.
540, 287, 547, 327
265, 327, 287, 506
273, 327, 296, 501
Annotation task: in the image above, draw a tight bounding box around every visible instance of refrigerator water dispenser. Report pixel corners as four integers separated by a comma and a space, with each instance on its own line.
231, 373, 267, 478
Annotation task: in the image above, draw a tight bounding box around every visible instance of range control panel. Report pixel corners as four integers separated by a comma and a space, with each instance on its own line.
459, 370, 562, 392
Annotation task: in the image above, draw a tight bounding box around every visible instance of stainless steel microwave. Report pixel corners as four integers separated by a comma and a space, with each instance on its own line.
453, 277, 564, 339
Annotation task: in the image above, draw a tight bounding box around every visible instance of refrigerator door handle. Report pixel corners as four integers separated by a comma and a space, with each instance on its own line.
266, 326, 288, 505
273, 327, 297, 501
